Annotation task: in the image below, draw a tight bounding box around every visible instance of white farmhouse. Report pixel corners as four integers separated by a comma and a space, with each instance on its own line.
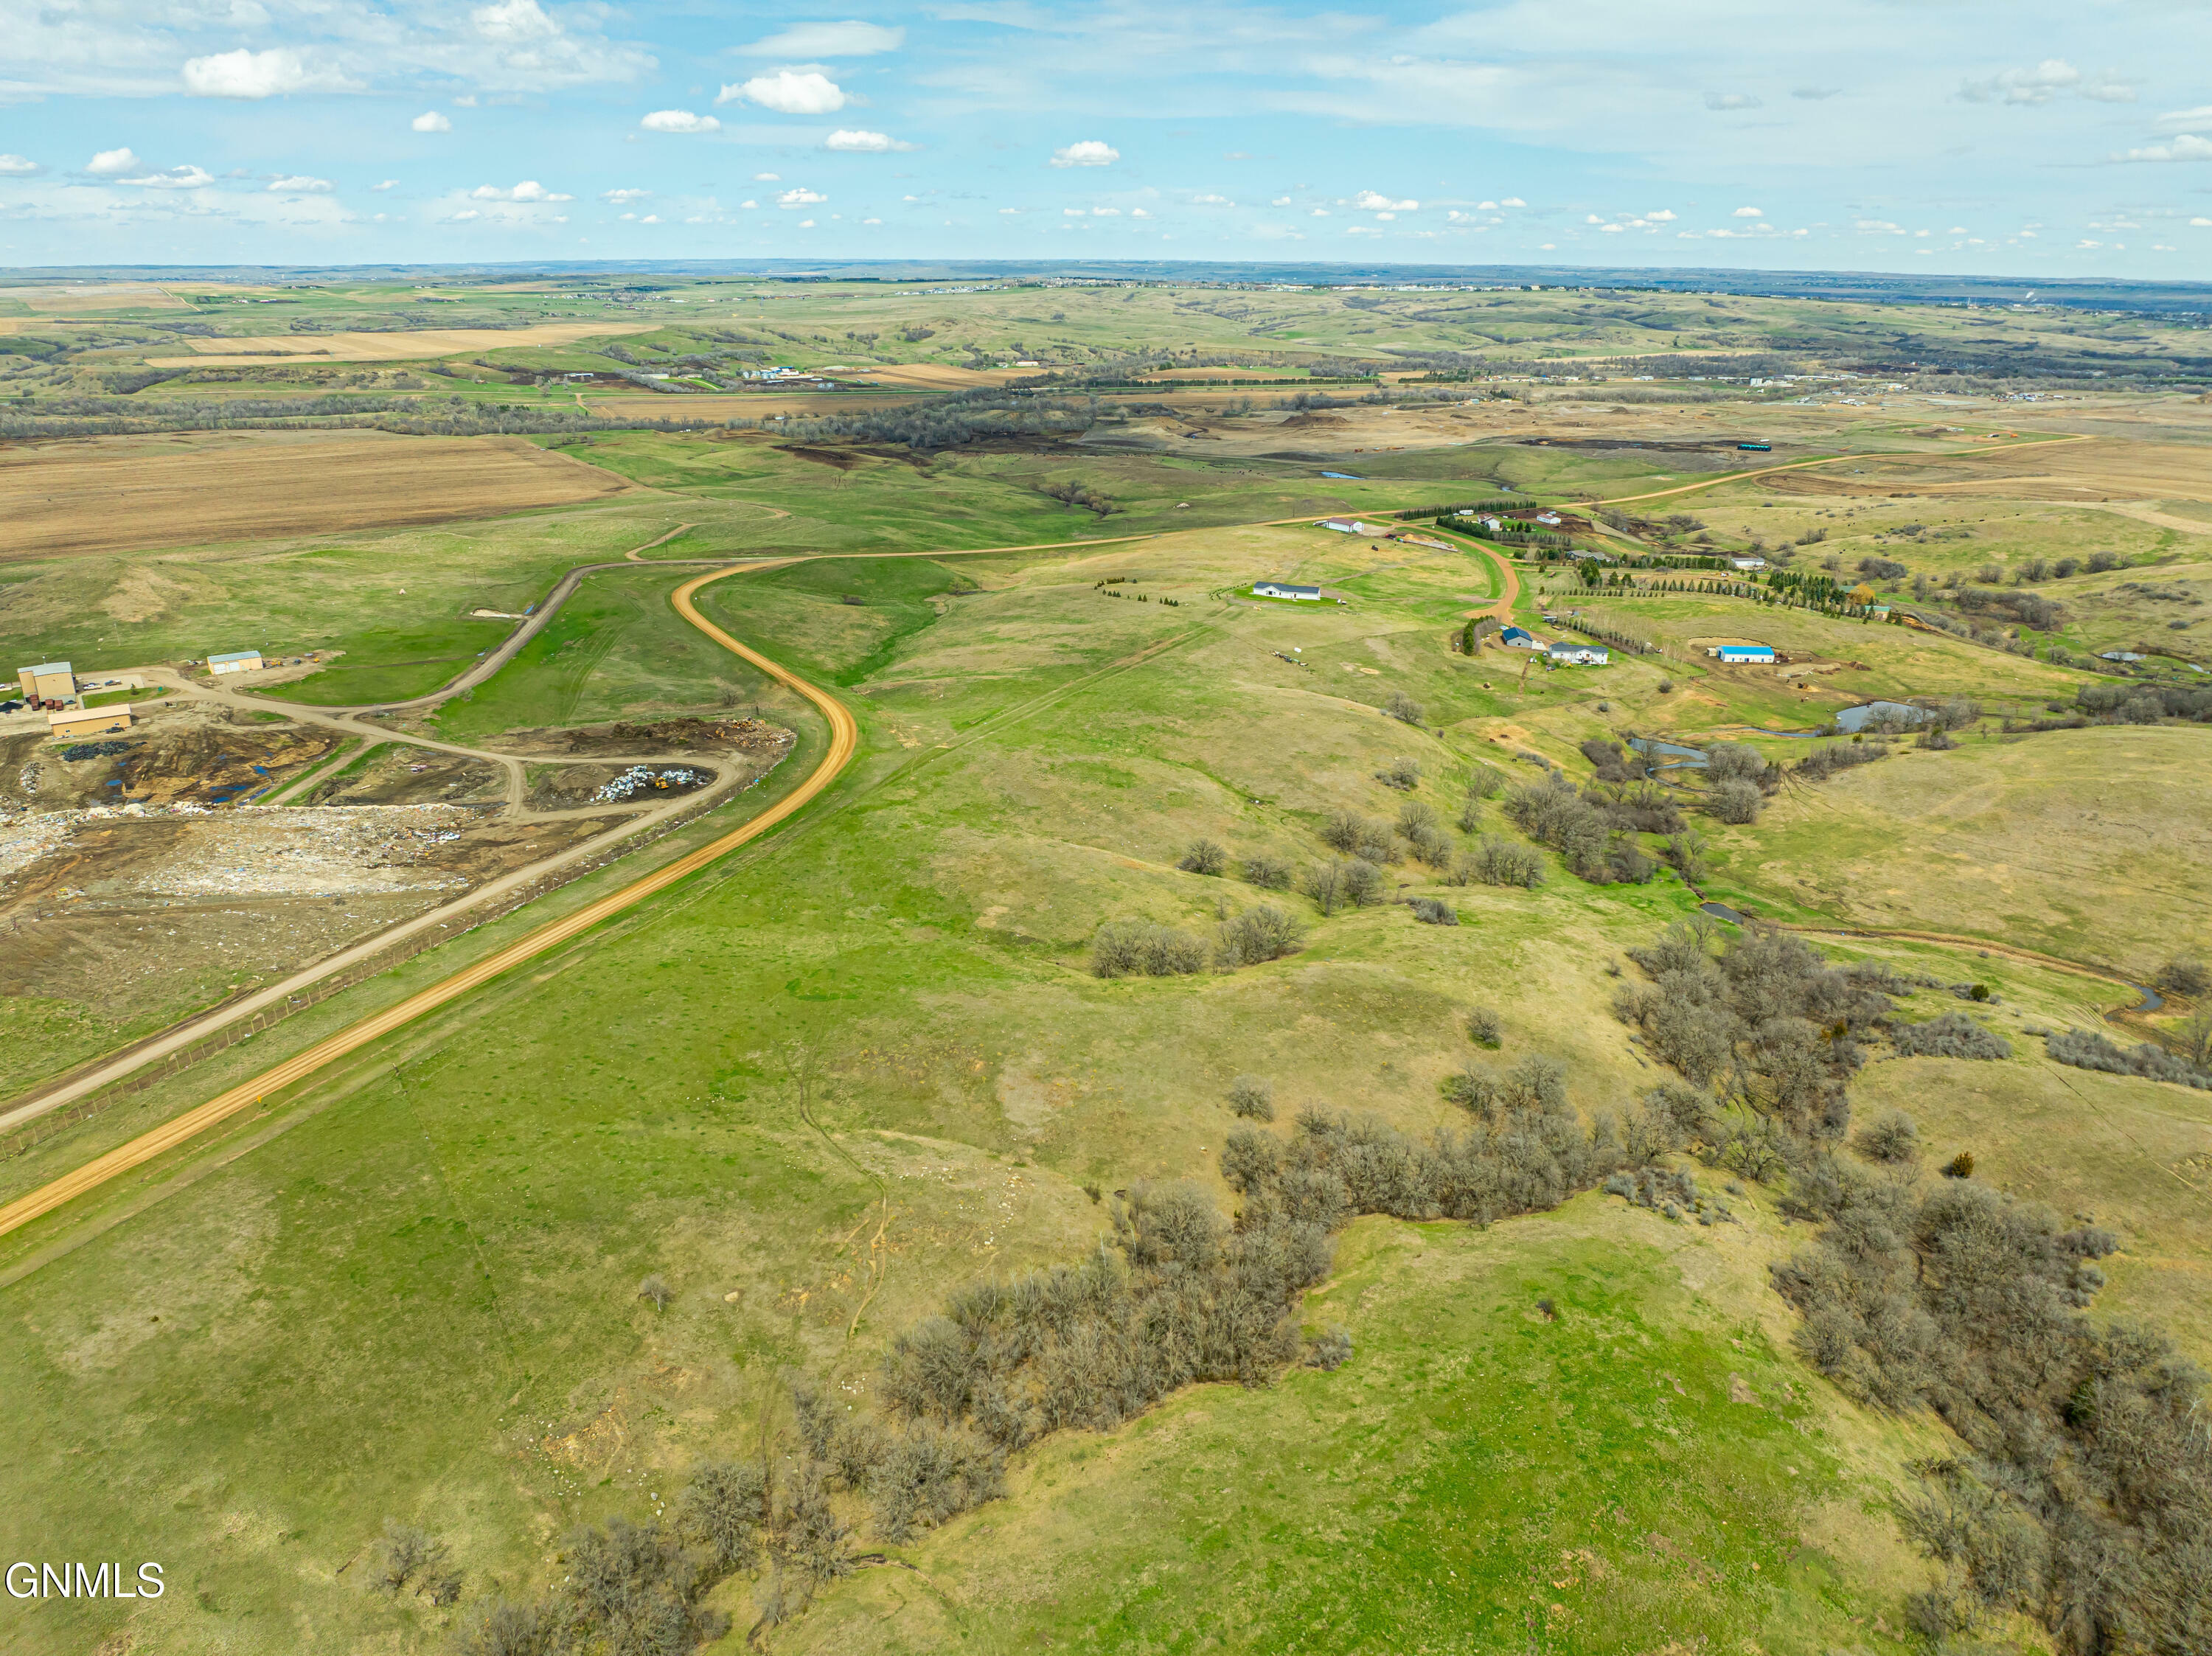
1253, 580, 1322, 601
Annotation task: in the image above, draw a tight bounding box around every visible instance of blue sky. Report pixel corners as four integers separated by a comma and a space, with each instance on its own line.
2, 1, 2209, 276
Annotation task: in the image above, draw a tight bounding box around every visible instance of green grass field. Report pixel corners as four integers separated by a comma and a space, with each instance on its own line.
4, 392, 2211, 1656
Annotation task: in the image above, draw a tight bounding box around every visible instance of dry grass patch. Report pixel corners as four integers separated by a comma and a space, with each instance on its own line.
0, 431, 641, 559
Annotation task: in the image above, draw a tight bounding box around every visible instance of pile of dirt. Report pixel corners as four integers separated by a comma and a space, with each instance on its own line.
304, 747, 505, 807
484, 716, 791, 758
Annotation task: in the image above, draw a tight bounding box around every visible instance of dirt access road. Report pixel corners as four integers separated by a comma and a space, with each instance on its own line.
0, 564, 857, 1239
0, 518, 1253, 1242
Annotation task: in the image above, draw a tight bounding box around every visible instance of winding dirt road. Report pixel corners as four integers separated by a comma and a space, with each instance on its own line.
0, 564, 857, 1240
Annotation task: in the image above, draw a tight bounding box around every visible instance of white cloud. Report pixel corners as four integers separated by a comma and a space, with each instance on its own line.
1500, 197, 1526, 208
640, 214, 659, 223
1733, 205, 1763, 217
116, 164, 215, 188
798, 218, 816, 228
1947, 225, 1967, 233
2194, 217, 2212, 227
863, 216, 882, 224
473, 0, 549, 38
2159, 105, 2212, 131
1856, 218, 1905, 234
1062, 206, 1085, 215
1353, 189, 1417, 211
1346, 225, 1381, 237
472, 181, 572, 201
412, 111, 453, 133
88, 147, 140, 175
776, 187, 827, 206
1703, 91, 1762, 111
998, 206, 1022, 215
1192, 192, 1234, 205
371, 178, 398, 192
1271, 195, 1290, 206
2115, 134, 2212, 163
1599, 223, 1624, 232
755, 172, 781, 181
740, 199, 758, 209
182, 48, 345, 99
1050, 140, 1119, 168
641, 109, 720, 133
1309, 206, 1329, 216
267, 175, 333, 192
722, 69, 846, 114
825, 128, 917, 152
1537, 243, 1554, 251
0, 155, 42, 175
739, 21, 903, 58
1092, 206, 1121, 216
602, 187, 651, 203
1584, 213, 1603, 223
1959, 58, 2090, 105
1131, 206, 1152, 218
1647, 209, 1676, 221
450, 208, 481, 221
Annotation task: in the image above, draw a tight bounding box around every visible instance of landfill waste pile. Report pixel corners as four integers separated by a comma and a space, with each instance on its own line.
590, 765, 710, 804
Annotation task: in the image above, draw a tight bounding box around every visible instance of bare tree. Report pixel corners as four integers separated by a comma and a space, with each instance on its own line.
1178, 838, 1227, 876
2181, 1002, 2212, 1071
1304, 860, 1350, 915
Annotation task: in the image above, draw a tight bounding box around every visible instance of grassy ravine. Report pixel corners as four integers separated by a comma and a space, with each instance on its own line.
1, 425, 2206, 1656
789, 1204, 1916, 1655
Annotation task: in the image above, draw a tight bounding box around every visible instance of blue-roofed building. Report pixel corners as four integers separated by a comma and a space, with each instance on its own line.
1709, 644, 1775, 664
1499, 626, 1543, 650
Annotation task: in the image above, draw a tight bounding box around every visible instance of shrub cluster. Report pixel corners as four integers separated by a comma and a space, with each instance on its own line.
1601, 1166, 1709, 1222
1610, 919, 1890, 1139
2045, 1029, 2212, 1090
1890, 1012, 2011, 1060
1598, 915, 2212, 1654
1449, 837, 1543, 888
1303, 858, 1388, 914
1793, 741, 1889, 784
1214, 905, 1307, 967
1767, 1166, 2212, 1649
883, 1183, 1329, 1449
1503, 773, 1658, 885
1091, 920, 1207, 978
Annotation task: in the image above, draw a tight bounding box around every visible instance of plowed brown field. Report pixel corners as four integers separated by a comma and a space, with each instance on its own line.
0, 431, 641, 559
